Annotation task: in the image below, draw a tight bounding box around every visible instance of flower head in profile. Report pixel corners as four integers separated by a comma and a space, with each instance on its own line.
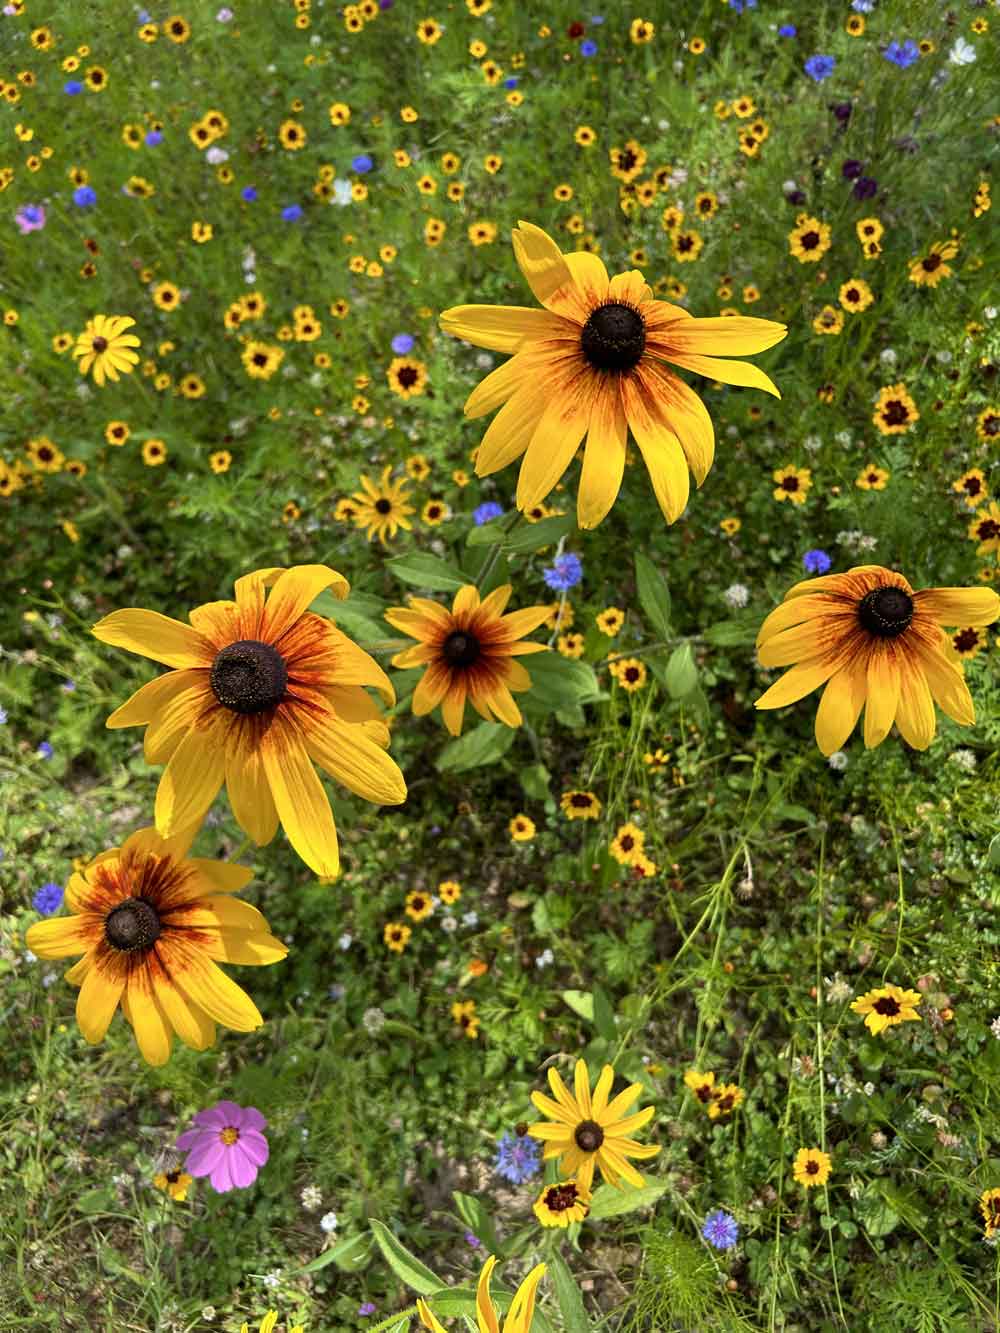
793, 1146, 831, 1188
153, 1167, 193, 1201
24, 827, 286, 1066
440, 221, 785, 529
850, 983, 922, 1035
72, 315, 141, 386
91, 565, 406, 879
385, 584, 550, 735
418, 1255, 546, 1333
177, 1101, 269, 1194
754, 566, 1000, 755
527, 1058, 661, 1192
980, 1189, 1000, 1239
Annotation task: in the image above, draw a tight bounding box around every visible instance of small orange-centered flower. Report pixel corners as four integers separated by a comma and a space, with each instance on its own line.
24, 826, 286, 1066
73, 314, 141, 387
385, 584, 550, 736
91, 565, 406, 879
754, 565, 1000, 755
560, 789, 601, 819
793, 1147, 832, 1189
384, 921, 411, 952
850, 984, 922, 1035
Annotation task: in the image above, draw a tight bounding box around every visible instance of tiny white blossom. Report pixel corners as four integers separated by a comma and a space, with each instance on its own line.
205, 147, 229, 165
475, 352, 494, 369
441, 915, 458, 933
949, 749, 977, 772
320, 1211, 339, 1233
949, 37, 976, 65
990, 1015, 1000, 1039
338, 932, 353, 950
262, 1268, 282, 1289
301, 1184, 323, 1211
362, 1006, 386, 1034
536, 948, 554, 969
827, 750, 848, 771
334, 179, 353, 206
879, 347, 897, 366
723, 583, 750, 609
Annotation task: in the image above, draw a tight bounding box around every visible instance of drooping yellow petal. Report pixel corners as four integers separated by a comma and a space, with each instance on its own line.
416, 1299, 448, 1333
472, 378, 549, 475
663, 350, 782, 398
226, 736, 281, 846
912, 587, 1000, 627
506, 1263, 547, 1333
464, 343, 573, 419
911, 641, 975, 726
440, 304, 572, 355
640, 361, 716, 486
141, 675, 213, 765
105, 667, 204, 731
260, 726, 341, 878
154, 973, 217, 1051
658, 314, 787, 357
894, 657, 937, 749
474, 1255, 501, 1333
620, 374, 690, 524
25, 916, 89, 958
754, 656, 843, 710
76, 959, 125, 1044
126, 969, 174, 1067
92, 609, 214, 668
814, 659, 868, 755
264, 564, 350, 644
440, 680, 468, 735
511, 220, 589, 321
154, 722, 228, 836
863, 646, 901, 748
168, 939, 264, 1030
578, 378, 628, 529
412, 662, 453, 716
305, 711, 407, 807
515, 364, 600, 511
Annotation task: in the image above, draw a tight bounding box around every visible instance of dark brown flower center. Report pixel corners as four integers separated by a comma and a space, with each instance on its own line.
442, 630, 480, 667
91, 336, 108, 352
977, 520, 1000, 541
805, 1159, 819, 1175
954, 628, 980, 652
965, 477, 983, 494
581, 302, 646, 372
105, 897, 161, 951
210, 639, 288, 714
882, 400, 910, 426
166, 1168, 182, 1183
857, 586, 913, 638
396, 366, 419, 387
782, 476, 799, 491
801, 230, 820, 249
982, 415, 998, 436
873, 996, 901, 1016
570, 794, 592, 808
695, 1084, 713, 1102
374, 497, 392, 514
544, 1183, 582, 1211
574, 1119, 604, 1152
922, 254, 942, 271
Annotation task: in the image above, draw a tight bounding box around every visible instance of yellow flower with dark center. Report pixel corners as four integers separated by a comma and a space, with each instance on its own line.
440, 222, 785, 530
84, 66, 108, 92
92, 565, 406, 879
527, 1058, 660, 1192
438, 880, 461, 904
242, 341, 284, 380
179, 373, 206, 399
143, 439, 167, 466
154, 1167, 193, 1201
418, 1256, 546, 1333
975, 406, 999, 443
191, 221, 213, 244
707, 1084, 743, 1119
405, 890, 433, 922
980, 1189, 1000, 1239
609, 822, 644, 865
24, 826, 287, 1066
385, 584, 550, 735
611, 658, 647, 691
416, 17, 442, 44
27, 435, 65, 473
509, 814, 535, 841
672, 229, 704, 262
631, 18, 655, 43
793, 1147, 831, 1189
609, 139, 646, 183
387, 356, 428, 399
748, 119, 769, 142
968, 503, 1000, 556
909, 239, 959, 288
329, 101, 351, 126
684, 1069, 716, 1105
694, 191, 718, 219
210, 450, 232, 474
813, 305, 844, 336
350, 466, 415, 544
839, 279, 874, 313
846, 14, 865, 34
754, 564, 1000, 755
732, 95, 755, 117
533, 1178, 591, 1227
153, 282, 180, 312
772, 466, 811, 504
452, 999, 479, 1038
165, 15, 191, 42
561, 790, 600, 819
384, 921, 411, 952
850, 984, 922, 1035
952, 469, 988, 508
72, 315, 141, 387
65, 459, 87, 478
596, 607, 625, 636
558, 632, 585, 659
855, 464, 889, 491
872, 382, 919, 435
279, 119, 306, 150
788, 214, 832, 263
422, 499, 450, 526
469, 220, 498, 246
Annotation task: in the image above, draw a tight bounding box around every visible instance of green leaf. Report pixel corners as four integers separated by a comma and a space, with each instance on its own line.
587, 1179, 668, 1220
703, 618, 758, 647
387, 552, 467, 592
505, 514, 575, 554
466, 520, 511, 547
663, 643, 698, 699
74, 1186, 117, 1215
519, 762, 551, 800
634, 552, 672, 639
369, 1219, 445, 1296
435, 721, 516, 773
522, 653, 601, 709
452, 1191, 501, 1255
561, 990, 595, 1022
592, 984, 616, 1042
548, 1250, 590, 1333
988, 833, 1000, 868
296, 1232, 372, 1275
856, 1190, 900, 1238
497, 1224, 537, 1261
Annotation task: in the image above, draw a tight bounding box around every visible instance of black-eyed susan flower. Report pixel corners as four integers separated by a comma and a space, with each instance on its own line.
850, 984, 922, 1035
793, 1147, 831, 1189
154, 1167, 193, 1201
533, 1178, 591, 1227
609, 822, 644, 865
953, 469, 989, 508
92, 565, 406, 879
528, 1058, 660, 1192
152, 282, 181, 312
416, 17, 442, 44
385, 584, 550, 735
855, 464, 889, 491
951, 626, 986, 659
980, 1189, 1000, 1239
856, 217, 884, 246
908, 239, 959, 288
873, 382, 919, 435
452, 999, 479, 1038
838, 279, 874, 313
610, 658, 647, 691
350, 466, 415, 544
209, 450, 232, 474
707, 1084, 744, 1119
24, 826, 287, 1066
72, 315, 141, 387
143, 439, 167, 466
418, 1256, 546, 1333
596, 607, 625, 636
720, 516, 742, 536
405, 889, 434, 922
813, 306, 844, 336
387, 356, 428, 399
788, 214, 832, 263
384, 921, 411, 952
165, 15, 191, 42
754, 565, 1000, 755
772, 466, 811, 504
278, 119, 306, 150
440, 222, 785, 530
672, 229, 704, 263
684, 1069, 716, 1106
557, 632, 585, 659
561, 790, 601, 819
438, 880, 462, 904
27, 436, 65, 472
975, 406, 999, 443
509, 814, 535, 841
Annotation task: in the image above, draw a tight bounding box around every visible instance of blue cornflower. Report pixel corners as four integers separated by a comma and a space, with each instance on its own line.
580, 40, 597, 56
145, 130, 163, 147
804, 55, 836, 82
778, 24, 797, 37
391, 333, 415, 355
543, 553, 583, 591
0, 707, 7, 724
241, 185, 258, 203
33, 882, 64, 915
351, 153, 373, 174
62, 680, 75, 692
73, 185, 97, 208
884, 39, 919, 68
282, 204, 303, 223
852, 0, 875, 10
64, 80, 84, 95
464, 1231, 482, 1249
803, 549, 832, 575
494, 1131, 542, 1184
729, 0, 757, 11
473, 501, 503, 526
36, 741, 53, 759
590, 14, 605, 22
702, 1210, 740, 1250
503, 76, 519, 88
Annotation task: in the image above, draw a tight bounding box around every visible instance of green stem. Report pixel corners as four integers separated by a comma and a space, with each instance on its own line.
475, 511, 524, 589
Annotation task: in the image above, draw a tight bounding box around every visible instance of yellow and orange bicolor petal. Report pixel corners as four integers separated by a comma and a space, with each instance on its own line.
92, 609, 215, 668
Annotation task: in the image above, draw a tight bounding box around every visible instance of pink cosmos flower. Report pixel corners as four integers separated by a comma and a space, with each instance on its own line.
176, 1100, 269, 1193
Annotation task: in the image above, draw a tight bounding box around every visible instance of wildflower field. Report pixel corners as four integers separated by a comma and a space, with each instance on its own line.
3, 0, 1000, 1329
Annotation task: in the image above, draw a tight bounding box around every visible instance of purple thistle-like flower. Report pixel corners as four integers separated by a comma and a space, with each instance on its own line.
176, 1101, 269, 1193
33, 882, 64, 915
702, 1209, 740, 1250
493, 1131, 542, 1184
803, 549, 832, 575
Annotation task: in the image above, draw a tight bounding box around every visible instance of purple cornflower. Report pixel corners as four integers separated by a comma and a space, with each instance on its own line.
543, 552, 583, 591
62, 679, 76, 692
494, 1131, 542, 1184
803, 549, 832, 575
36, 741, 53, 759
33, 882, 64, 915
804, 55, 836, 82
778, 24, 797, 37
884, 39, 919, 68
15, 204, 46, 234
73, 185, 97, 208
702, 1210, 740, 1250
853, 177, 878, 201
144, 130, 163, 146
473, 501, 503, 526
842, 159, 864, 180
351, 153, 373, 174
64, 80, 84, 95
464, 1231, 482, 1249
391, 333, 415, 355
580, 40, 597, 56
241, 186, 258, 203
831, 101, 853, 125
176, 1101, 269, 1193
282, 204, 303, 223
358, 1304, 376, 1317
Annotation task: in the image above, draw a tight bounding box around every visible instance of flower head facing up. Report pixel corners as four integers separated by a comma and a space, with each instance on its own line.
177, 1101, 269, 1193
33, 881, 64, 914
528, 1058, 661, 1192
494, 1129, 542, 1183
702, 1209, 740, 1250
804, 54, 836, 82
418, 1255, 546, 1333
981, 1189, 1000, 1239
793, 1146, 832, 1188
73, 315, 141, 387
754, 565, 1000, 755
350, 466, 415, 545
440, 221, 786, 530
543, 552, 583, 591
385, 584, 550, 736
24, 827, 286, 1066
533, 1177, 591, 1227
850, 983, 922, 1035
91, 565, 406, 879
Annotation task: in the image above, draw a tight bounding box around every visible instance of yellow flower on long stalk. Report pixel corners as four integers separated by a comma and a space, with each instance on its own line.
417, 1255, 546, 1333
91, 565, 406, 879
72, 314, 141, 386
440, 220, 786, 529
850, 984, 922, 1035
24, 826, 286, 1066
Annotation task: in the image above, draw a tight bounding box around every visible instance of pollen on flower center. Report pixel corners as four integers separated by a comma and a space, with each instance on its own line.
104, 897, 161, 951
574, 1118, 605, 1152
220, 1126, 239, 1145
442, 630, 480, 667
210, 639, 288, 714
857, 586, 913, 638
580, 301, 646, 373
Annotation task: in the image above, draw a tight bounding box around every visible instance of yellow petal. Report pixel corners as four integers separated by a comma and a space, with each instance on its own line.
260, 726, 341, 878
591, 1065, 615, 1118
76, 958, 125, 1044
452, 584, 481, 617
640, 361, 715, 486
441, 303, 573, 355
515, 365, 599, 511
154, 723, 227, 836
608, 269, 652, 304
511, 220, 588, 320
141, 675, 214, 765
412, 662, 452, 716
305, 711, 407, 806
754, 656, 843, 710
574, 1059, 593, 1116
474, 1255, 501, 1333
225, 725, 281, 846
416, 1299, 448, 1333
863, 647, 900, 748
756, 620, 833, 669
562, 249, 612, 314
264, 564, 350, 644
913, 587, 1000, 627
440, 680, 467, 736
660, 314, 787, 356
464, 344, 569, 420
665, 350, 781, 398
814, 659, 868, 755
507, 1263, 547, 1333
578, 380, 628, 529
911, 641, 974, 726
756, 595, 853, 648
184, 858, 255, 896
155, 975, 217, 1051
601, 1082, 644, 1123
473, 378, 548, 476
105, 668, 204, 731
125, 969, 174, 1066
620, 374, 690, 524
92, 609, 214, 668
26, 916, 88, 958
168, 940, 264, 1030
892, 658, 937, 749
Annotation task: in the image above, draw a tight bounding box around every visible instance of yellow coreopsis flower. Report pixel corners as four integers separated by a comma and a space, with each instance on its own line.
850, 984, 922, 1035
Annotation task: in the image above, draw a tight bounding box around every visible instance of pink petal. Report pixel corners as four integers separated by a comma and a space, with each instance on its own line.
211, 1100, 245, 1124
184, 1138, 227, 1178
193, 1106, 230, 1129
210, 1151, 235, 1193
236, 1105, 267, 1132
229, 1145, 260, 1188
176, 1127, 212, 1152
237, 1128, 269, 1166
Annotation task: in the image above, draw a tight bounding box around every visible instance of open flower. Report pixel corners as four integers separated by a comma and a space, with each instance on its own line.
153, 1167, 193, 1201
350, 466, 415, 545
533, 1178, 591, 1227
850, 984, 922, 1035
92, 565, 406, 879
440, 221, 785, 529
528, 1058, 661, 1191
72, 314, 141, 386
793, 1147, 832, 1189
385, 584, 550, 735
754, 566, 1000, 755
980, 1189, 1000, 1239
24, 827, 286, 1066
177, 1101, 269, 1193
418, 1255, 546, 1333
